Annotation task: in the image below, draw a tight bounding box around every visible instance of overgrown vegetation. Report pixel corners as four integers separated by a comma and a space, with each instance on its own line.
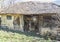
40, 28, 57, 40
0, 30, 56, 42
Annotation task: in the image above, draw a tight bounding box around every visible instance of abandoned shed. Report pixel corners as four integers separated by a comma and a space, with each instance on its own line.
0, 1, 60, 32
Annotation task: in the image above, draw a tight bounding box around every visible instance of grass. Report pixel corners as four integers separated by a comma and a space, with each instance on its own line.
0, 29, 56, 42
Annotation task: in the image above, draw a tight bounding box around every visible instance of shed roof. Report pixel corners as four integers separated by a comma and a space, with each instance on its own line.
1, 1, 60, 14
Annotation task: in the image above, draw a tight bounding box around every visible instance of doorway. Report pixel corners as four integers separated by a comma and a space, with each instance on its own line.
13, 16, 20, 30
24, 15, 39, 32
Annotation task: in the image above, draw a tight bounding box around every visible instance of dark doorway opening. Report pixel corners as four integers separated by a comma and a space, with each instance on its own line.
13, 16, 20, 30
24, 15, 39, 32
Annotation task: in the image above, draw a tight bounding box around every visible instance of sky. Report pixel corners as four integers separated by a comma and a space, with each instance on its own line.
14, 0, 60, 5
54, 0, 60, 5
1, 0, 60, 7
15, 0, 56, 2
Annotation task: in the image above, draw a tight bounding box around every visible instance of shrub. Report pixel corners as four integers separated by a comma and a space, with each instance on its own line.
40, 28, 57, 40
40, 28, 51, 36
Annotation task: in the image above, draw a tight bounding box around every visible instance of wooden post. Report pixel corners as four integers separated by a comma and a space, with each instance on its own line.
29, 21, 31, 31
20, 15, 24, 32
39, 15, 43, 34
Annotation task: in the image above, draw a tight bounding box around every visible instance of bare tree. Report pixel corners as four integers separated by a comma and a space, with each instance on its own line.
8, 0, 16, 6
0, 0, 16, 8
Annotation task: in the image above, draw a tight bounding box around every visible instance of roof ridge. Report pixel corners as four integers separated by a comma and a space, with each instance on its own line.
52, 3, 60, 7
16, 1, 59, 6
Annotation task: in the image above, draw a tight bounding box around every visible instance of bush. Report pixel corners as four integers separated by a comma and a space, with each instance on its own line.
40, 28, 51, 36
40, 28, 57, 40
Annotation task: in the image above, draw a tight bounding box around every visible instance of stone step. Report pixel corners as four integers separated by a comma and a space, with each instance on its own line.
56, 38, 60, 41
56, 41, 60, 42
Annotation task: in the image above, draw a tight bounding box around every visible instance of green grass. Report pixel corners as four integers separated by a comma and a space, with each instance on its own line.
0, 30, 56, 42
